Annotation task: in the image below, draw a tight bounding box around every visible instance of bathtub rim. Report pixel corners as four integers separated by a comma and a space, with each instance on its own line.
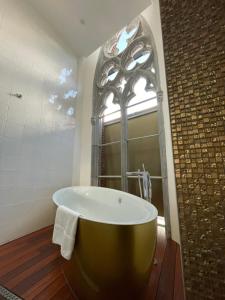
52, 186, 158, 226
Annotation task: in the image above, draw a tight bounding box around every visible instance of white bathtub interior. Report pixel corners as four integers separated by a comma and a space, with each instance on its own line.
53, 186, 158, 225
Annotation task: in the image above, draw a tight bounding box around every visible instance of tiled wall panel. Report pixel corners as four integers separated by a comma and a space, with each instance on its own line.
0, 0, 77, 244
159, 0, 225, 299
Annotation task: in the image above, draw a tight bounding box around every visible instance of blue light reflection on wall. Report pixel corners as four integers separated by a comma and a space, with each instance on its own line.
64, 89, 77, 100
48, 68, 77, 117
67, 107, 74, 116
59, 68, 73, 85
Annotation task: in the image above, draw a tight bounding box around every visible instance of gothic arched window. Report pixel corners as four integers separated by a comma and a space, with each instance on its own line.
91, 16, 170, 235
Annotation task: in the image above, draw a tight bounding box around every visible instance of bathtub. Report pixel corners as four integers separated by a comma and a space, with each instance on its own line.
53, 186, 158, 300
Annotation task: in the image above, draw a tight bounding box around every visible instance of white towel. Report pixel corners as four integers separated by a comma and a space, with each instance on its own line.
52, 205, 80, 260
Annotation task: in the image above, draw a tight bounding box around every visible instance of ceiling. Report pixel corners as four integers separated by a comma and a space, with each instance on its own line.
28, 0, 151, 57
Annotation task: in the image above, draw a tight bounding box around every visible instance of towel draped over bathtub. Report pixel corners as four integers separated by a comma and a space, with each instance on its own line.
52, 205, 80, 260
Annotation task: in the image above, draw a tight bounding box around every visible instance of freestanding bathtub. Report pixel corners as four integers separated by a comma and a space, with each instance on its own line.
53, 186, 158, 300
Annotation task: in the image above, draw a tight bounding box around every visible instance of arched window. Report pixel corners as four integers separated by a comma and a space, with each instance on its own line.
91, 16, 170, 235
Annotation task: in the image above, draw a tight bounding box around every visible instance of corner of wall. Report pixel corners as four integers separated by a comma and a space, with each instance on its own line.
142, 1, 180, 244
73, 49, 100, 186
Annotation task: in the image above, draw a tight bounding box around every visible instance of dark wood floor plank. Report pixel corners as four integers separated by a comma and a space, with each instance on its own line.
174, 246, 185, 300
0, 239, 51, 275
0, 225, 183, 300
145, 226, 167, 300
0, 244, 57, 284
23, 268, 62, 300
7, 251, 60, 289
0, 227, 52, 256
33, 276, 66, 300
0, 232, 52, 263
14, 256, 63, 296
156, 239, 177, 300
51, 285, 74, 300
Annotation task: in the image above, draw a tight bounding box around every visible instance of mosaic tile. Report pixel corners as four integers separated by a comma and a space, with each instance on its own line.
160, 0, 225, 299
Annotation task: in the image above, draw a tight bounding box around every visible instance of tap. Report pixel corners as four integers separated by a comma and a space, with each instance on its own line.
127, 164, 152, 202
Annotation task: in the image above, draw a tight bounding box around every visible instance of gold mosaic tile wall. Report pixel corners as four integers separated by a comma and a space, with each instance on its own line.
159, 0, 225, 299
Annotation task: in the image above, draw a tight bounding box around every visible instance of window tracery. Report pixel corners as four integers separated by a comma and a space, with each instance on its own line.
91, 16, 171, 236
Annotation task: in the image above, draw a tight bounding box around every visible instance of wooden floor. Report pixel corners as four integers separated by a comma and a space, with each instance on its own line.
0, 226, 184, 300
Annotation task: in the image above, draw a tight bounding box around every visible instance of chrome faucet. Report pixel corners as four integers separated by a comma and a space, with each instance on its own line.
127, 164, 152, 202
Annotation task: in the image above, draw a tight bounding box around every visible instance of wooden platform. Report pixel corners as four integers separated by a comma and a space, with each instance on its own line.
0, 226, 184, 300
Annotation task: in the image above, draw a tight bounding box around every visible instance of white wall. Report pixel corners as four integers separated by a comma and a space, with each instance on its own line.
72, 49, 100, 186
0, 0, 78, 244
141, 1, 180, 243
29, 0, 152, 57
74, 0, 180, 243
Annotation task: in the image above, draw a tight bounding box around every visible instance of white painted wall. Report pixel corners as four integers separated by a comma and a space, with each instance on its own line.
0, 0, 78, 244
72, 49, 100, 186
29, 0, 151, 57
73, 0, 180, 243
141, 2, 180, 243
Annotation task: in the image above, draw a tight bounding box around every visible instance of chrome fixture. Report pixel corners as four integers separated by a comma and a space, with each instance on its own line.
8, 93, 22, 99
127, 164, 152, 202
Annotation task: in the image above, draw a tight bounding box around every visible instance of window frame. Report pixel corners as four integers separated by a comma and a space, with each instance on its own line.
91, 16, 171, 238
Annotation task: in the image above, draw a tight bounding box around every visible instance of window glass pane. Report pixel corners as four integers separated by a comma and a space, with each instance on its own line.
127, 112, 159, 139
125, 50, 151, 71
107, 68, 119, 81
133, 51, 151, 64
128, 178, 164, 216
117, 26, 137, 54
103, 92, 119, 115
104, 18, 139, 57
128, 77, 157, 104
103, 92, 121, 123
127, 99, 157, 116
99, 178, 121, 191
127, 178, 141, 198
100, 66, 119, 87
104, 111, 121, 123
151, 179, 164, 217
128, 135, 161, 176
100, 143, 121, 176
103, 121, 121, 144
101, 121, 121, 176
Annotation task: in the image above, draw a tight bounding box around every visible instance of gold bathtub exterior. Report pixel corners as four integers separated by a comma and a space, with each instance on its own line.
63, 217, 157, 300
